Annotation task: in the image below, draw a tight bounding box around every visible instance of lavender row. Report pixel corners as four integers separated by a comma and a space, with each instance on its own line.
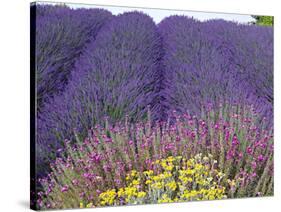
158, 16, 273, 124
35, 5, 113, 110
37, 11, 163, 174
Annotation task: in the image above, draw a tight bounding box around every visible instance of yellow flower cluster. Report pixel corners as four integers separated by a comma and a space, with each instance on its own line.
99, 189, 117, 206
179, 187, 226, 201
158, 194, 174, 203
98, 170, 147, 206
95, 154, 227, 207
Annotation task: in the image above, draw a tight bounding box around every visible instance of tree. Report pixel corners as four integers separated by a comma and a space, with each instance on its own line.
252, 15, 273, 26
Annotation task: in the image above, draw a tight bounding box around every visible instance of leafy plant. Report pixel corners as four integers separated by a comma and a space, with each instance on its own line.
36, 104, 273, 209
252, 15, 273, 26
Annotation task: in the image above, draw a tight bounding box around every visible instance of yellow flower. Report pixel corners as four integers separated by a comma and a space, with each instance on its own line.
117, 188, 125, 197
167, 156, 175, 162
86, 203, 93, 208
137, 191, 146, 198
176, 156, 182, 160
186, 169, 195, 175
166, 181, 177, 191
151, 181, 164, 189
131, 179, 140, 186
187, 158, 195, 166
158, 194, 173, 203
195, 164, 203, 171
145, 179, 152, 185
99, 189, 116, 206
163, 171, 172, 178
208, 195, 215, 200
124, 186, 137, 198
165, 165, 173, 171
131, 170, 137, 177
97, 155, 228, 206
143, 170, 154, 176
152, 175, 161, 181
217, 172, 225, 178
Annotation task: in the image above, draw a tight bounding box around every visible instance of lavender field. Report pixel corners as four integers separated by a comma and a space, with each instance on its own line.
32, 4, 273, 210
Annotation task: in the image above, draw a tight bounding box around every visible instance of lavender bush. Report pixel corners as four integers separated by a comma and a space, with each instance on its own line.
35, 5, 112, 110
158, 17, 241, 118
229, 25, 273, 122
158, 17, 273, 127
37, 11, 162, 173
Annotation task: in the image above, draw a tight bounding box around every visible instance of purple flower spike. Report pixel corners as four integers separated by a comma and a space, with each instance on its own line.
61, 185, 69, 193
258, 155, 264, 162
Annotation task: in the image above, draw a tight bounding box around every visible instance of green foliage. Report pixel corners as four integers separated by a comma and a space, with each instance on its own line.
252, 15, 273, 26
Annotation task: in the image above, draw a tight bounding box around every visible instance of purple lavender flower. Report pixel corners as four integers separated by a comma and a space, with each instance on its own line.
35, 5, 113, 110
60, 185, 69, 193
246, 146, 253, 154
258, 155, 264, 162
37, 12, 162, 174
158, 17, 273, 126
89, 153, 102, 164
